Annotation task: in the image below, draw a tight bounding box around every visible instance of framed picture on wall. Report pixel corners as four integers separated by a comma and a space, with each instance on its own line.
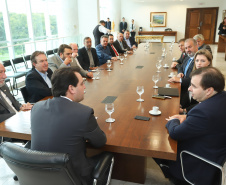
150, 12, 167, 27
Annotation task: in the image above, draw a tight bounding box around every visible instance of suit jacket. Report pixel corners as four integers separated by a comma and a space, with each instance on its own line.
166, 91, 226, 185
25, 68, 53, 103
177, 57, 194, 78
31, 97, 106, 179
107, 44, 116, 57
124, 37, 138, 48
113, 40, 130, 54
78, 47, 99, 70
48, 55, 88, 77
199, 44, 212, 55
175, 53, 188, 69
0, 84, 20, 114
120, 22, 127, 33
105, 21, 111, 30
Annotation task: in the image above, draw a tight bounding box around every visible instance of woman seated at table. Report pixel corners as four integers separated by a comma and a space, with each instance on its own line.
218, 17, 226, 35
180, 49, 213, 114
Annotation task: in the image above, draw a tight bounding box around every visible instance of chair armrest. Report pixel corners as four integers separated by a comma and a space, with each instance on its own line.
92, 152, 114, 180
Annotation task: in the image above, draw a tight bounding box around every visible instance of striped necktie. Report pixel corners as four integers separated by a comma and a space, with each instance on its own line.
184, 58, 193, 76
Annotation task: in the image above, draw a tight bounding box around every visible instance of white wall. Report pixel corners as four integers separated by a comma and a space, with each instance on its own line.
77, 0, 99, 47
121, 0, 226, 42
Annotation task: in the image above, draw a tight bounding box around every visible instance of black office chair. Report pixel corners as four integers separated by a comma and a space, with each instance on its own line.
23, 55, 32, 69
19, 86, 30, 103
53, 48, 58, 54
180, 150, 226, 185
5, 78, 14, 95
0, 142, 114, 185
2, 60, 27, 95
12, 57, 30, 74
46, 49, 54, 58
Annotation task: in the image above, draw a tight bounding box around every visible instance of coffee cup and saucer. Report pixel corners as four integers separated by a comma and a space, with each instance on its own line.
168, 72, 174, 78
165, 83, 171, 88
163, 64, 169, 68
149, 106, 161, 115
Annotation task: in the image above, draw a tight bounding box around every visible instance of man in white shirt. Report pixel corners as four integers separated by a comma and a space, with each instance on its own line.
93, 20, 111, 46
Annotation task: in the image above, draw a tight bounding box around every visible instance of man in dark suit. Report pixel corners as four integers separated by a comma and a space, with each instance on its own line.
0, 62, 32, 115
105, 18, 111, 30
168, 38, 198, 83
107, 34, 119, 57
78, 37, 99, 70
193, 34, 212, 55
120, 17, 127, 33
171, 38, 188, 69
157, 67, 226, 185
31, 66, 107, 185
124, 30, 138, 49
113, 33, 133, 54
26, 51, 53, 103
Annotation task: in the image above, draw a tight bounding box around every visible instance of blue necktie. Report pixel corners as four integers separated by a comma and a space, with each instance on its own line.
184, 58, 193, 76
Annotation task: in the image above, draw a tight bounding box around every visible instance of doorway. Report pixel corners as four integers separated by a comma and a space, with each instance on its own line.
185, 7, 219, 44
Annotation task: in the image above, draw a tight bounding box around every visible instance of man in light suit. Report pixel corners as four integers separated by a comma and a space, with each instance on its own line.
48, 44, 93, 78
113, 33, 132, 54
26, 51, 52, 103
0, 62, 32, 116
78, 37, 99, 71
31, 66, 107, 185
120, 17, 127, 33
156, 67, 226, 185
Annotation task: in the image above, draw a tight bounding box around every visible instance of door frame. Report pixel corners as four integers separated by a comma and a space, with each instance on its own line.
185, 7, 219, 44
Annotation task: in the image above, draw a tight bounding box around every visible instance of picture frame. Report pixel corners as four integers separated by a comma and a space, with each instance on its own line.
150, 12, 167, 27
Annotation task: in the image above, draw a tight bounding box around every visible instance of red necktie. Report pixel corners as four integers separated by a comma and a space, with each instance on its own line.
111, 45, 119, 56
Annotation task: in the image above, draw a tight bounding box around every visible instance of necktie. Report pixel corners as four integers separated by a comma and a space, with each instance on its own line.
184, 58, 193, 76
132, 24, 133, 29
120, 42, 124, 49
87, 49, 95, 67
111, 45, 119, 56
0, 90, 16, 113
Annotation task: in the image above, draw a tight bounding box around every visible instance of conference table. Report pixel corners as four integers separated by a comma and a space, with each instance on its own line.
0, 43, 181, 184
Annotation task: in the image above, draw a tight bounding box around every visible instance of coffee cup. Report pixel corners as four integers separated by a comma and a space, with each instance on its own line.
152, 106, 159, 114
172, 57, 176, 61
165, 83, 170, 88
164, 64, 168, 67
170, 72, 174, 76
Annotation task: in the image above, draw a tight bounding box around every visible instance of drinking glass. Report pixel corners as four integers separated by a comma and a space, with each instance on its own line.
156, 62, 162, 72
124, 51, 128, 59
133, 48, 137, 55
105, 103, 115, 123
152, 75, 159, 88
107, 61, 111, 71
95, 68, 100, 79
120, 56, 124, 64
162, 47, 165, 53
136, 86, 144, 102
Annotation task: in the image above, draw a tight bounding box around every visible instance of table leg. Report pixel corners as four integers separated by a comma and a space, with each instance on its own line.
111, 153, 147, 184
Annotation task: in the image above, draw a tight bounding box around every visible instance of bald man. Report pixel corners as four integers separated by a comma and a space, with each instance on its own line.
113, 33, 132, 54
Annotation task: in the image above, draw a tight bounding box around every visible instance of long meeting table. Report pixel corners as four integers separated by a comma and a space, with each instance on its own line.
0, 43, 181, 184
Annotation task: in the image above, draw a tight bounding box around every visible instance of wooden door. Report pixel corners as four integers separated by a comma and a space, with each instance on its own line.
185, 8, 218, 44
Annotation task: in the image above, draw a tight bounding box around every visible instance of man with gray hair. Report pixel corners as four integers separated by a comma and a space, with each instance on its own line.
193, 34, 212, 55
96, 35, 117, 65
0, 62, 32, 115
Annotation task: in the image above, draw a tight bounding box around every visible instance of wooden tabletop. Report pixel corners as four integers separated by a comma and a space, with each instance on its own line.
0, 43, 181, 160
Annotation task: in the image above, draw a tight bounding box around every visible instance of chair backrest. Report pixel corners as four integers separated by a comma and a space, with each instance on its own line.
53, 48, 58, 54
12, 57, 27, 73
0, 142, 82, 185
23, 55, 32, 69
46, 49, 54, 56
20, 86, 30, 103
2, 60, 16, 74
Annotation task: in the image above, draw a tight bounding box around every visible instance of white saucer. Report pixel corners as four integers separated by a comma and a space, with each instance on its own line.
91, 69, 97, 72
168, 75, 173, 78
163, 65, 169, 68
149, 110, 161, 115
